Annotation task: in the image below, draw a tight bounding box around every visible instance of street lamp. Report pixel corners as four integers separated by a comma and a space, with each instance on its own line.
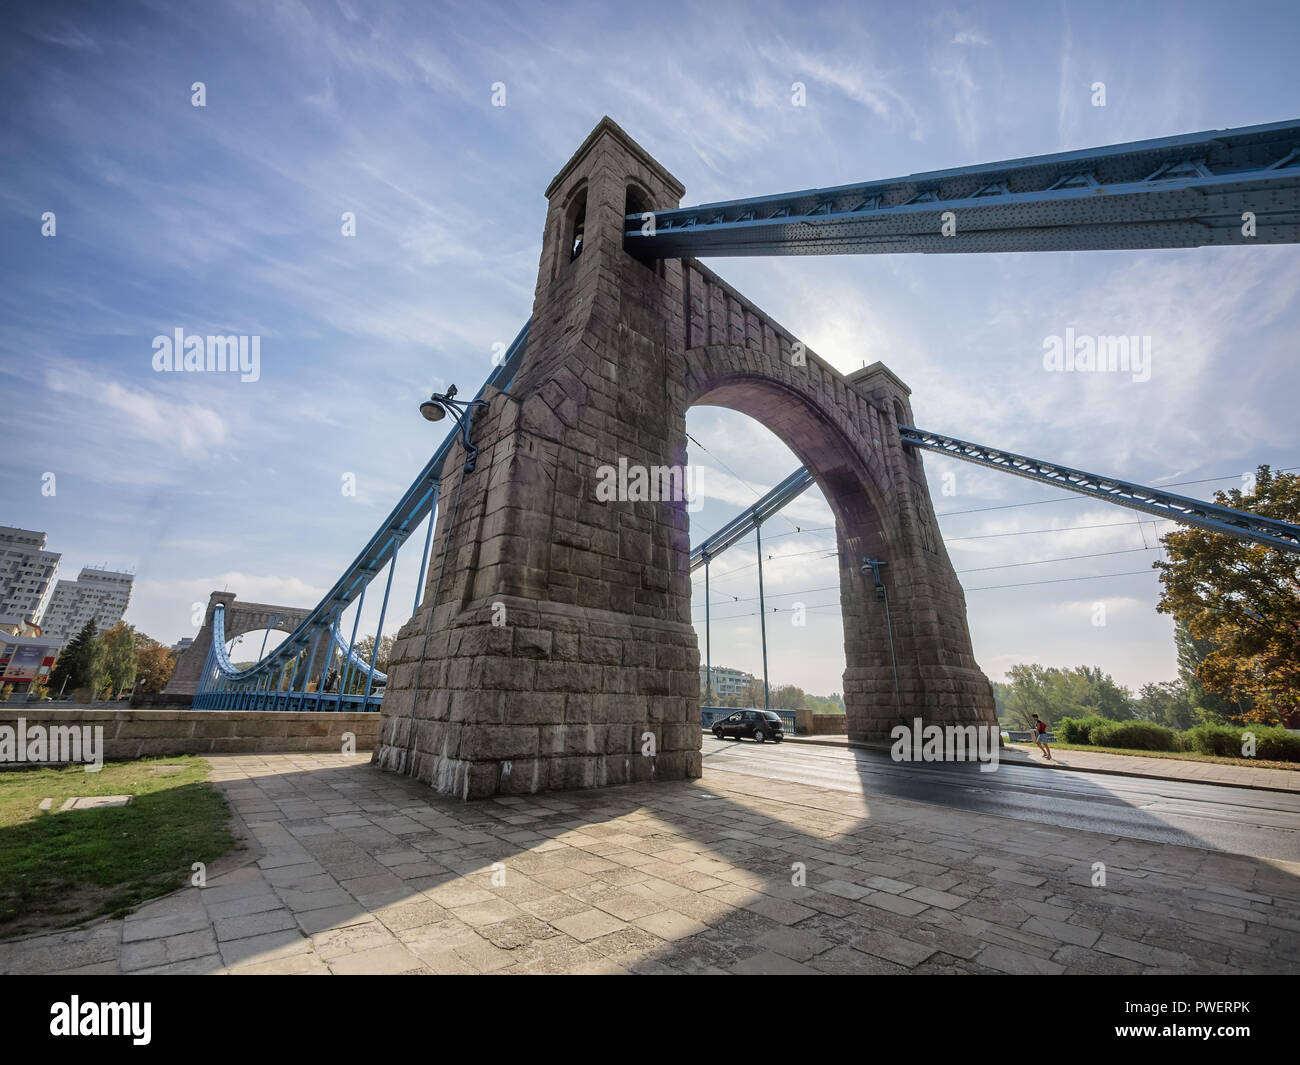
862, 558, 888, 601
419, 384, 489, 472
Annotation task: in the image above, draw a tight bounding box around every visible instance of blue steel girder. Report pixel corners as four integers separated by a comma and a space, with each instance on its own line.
624, 118, 1300, 257
689, 467, 816, 571
330, 618, 387, 684
194, 604, 381, 710
206, 603, 249, 681
686, 432, 1300, 565
195, 321, 531, 695
900, 426, 1300, 554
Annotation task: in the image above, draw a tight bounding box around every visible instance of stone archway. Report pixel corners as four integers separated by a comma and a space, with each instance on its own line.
681, 334, 996, 742
373, 116, 995, 799
165, 591, 310, 696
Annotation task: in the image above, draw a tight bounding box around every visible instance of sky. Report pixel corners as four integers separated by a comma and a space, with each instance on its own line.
1, 0, 1297, 693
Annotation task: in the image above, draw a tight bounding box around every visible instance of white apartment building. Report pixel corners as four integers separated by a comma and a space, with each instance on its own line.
0, 526, 61, 627
40, 567, 134, 648
700, 664, 752, 700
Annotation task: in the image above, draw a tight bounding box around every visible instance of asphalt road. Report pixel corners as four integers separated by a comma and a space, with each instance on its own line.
700, 734, 1300, 862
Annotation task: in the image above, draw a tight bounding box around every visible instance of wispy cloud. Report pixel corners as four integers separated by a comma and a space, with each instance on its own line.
44, 365, 229, 459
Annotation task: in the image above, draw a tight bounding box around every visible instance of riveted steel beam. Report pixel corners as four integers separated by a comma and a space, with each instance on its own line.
627, 118, 1300, 257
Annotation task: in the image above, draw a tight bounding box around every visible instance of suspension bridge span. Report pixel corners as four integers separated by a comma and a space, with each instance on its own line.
177, 116, 1300, 799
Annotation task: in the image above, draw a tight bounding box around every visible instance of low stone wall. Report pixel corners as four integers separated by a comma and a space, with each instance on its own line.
130, 692, 192, 710
0, 709, 378, 764
795, 708, 848, 735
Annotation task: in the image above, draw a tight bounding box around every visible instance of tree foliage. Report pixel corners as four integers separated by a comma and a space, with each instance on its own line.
1174, 621, 1251, 724
805, 691, 846, 715
1133, 681, 1196, 731
48, 620, 98, 695
1155, 466, 1300, 726
707, 675, 843, 712
48, 623, 179, 699
97, 622, 137, 698
134, 635, 176, 694
997, 664, 1134, 728
353, 634, 397, 678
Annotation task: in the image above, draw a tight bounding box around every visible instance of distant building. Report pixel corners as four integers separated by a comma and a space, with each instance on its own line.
0, 614, 43, 638
700, 665, 751, 700
0, 526, 61, 626
39, 567, 134, 648
171, 637, 193, 653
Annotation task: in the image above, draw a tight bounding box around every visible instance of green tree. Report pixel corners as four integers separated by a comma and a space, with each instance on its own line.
992, 681, 1011, 721
353, 634, 397, 679
1000, 663, 1133, 726
97, 622, 137, 698
769, 684, 806, 711
1075, 665, 1134, 720
133, 633, 175, 694
1134, 680, 1196, 730
805, 692, 846, 715
1002, 664, 1080, 727
1174, 620, 1252, 724
48, 620, 98, 695
1155, 466, 1300, 726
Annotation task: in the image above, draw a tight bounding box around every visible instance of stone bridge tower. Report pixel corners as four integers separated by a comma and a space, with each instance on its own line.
166, 592, 310, 697
374, 117, 996, 799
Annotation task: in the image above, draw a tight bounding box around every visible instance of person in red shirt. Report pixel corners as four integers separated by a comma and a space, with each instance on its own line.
1031, 714, 1052, 761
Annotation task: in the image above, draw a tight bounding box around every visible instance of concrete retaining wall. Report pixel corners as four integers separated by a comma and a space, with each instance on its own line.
0, 709, 378, 764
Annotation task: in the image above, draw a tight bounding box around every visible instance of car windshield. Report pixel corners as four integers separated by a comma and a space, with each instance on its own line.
763, 712, 781, 721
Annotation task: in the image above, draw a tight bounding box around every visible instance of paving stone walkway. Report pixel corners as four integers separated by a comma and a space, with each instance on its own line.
1002, 744, 1300, 792
790, 734, 1300, 792
1, 752, 1297, 974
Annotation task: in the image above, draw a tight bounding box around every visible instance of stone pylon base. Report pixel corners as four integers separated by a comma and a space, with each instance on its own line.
844, 664, 998, 743
373, 596, 700, 800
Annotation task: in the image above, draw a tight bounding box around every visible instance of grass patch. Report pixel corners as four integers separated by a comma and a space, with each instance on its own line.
1008, 741, 1300, 773
0, 757, 238, 939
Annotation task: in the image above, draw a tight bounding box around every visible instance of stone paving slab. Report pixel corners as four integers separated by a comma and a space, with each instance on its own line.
0, 751, 1297, 975
59, 795, 133, 811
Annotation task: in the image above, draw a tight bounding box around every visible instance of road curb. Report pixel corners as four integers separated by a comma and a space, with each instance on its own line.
772, 733, 1300, 796
1001, 748, 1300, 795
